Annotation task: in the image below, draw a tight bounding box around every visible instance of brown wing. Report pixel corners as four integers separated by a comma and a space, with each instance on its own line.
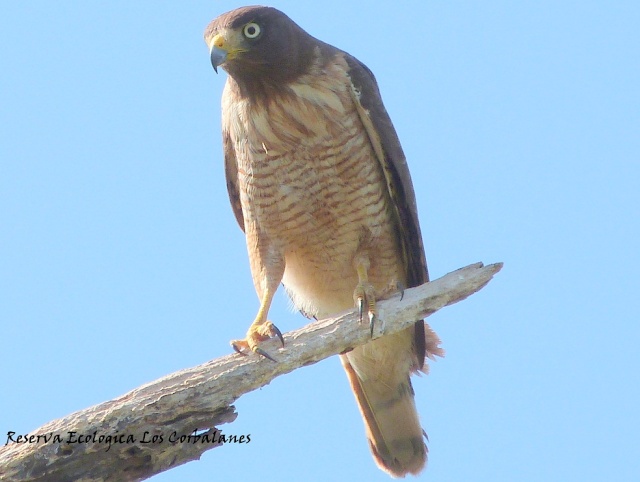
222, 114, 245, 232
343, 54, 429, 367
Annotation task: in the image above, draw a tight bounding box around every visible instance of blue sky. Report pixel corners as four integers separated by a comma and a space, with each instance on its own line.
1, 1, 638, 480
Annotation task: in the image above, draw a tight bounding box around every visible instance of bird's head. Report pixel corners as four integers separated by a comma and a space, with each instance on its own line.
204, 6, 318, 89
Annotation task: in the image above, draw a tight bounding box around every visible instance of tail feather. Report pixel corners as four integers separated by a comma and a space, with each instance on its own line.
342, 354, 426, 476
340, 325, 441, 477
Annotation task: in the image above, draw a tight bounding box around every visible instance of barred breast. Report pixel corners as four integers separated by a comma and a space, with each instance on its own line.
222, 56, 405, 318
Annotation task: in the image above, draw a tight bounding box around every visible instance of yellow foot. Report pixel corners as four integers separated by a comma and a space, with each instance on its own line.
353, 282, 377, 336
381, 279, 405, 301
230, 321, 284, 362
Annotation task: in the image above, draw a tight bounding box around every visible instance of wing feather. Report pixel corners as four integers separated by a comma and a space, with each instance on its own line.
222, 116, 245, 232
343, 54, 429, 367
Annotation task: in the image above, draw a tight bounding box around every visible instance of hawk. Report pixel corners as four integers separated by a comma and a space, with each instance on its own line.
204, 6, 443, 477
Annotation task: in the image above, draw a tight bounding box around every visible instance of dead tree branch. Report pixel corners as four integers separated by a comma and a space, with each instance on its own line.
0, 262, 502, 482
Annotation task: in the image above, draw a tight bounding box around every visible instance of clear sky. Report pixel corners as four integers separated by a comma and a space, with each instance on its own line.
1, 1, 639, 481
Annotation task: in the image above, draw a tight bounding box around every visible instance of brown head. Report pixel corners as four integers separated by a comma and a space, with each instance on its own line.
204, 6, 320, 95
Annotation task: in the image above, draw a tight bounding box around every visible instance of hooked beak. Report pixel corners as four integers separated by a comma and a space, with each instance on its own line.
209, 33, 230, 73
210, 44, 227, 73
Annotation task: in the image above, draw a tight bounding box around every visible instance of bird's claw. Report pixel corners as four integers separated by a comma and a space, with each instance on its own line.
231, 341, 278, 362
231, 343, 247, 356
255, 347, 278, 362
230, 320, 284, 362
271, 323, 285, 348
353, 282, 377, 337
369, 311, 376, 337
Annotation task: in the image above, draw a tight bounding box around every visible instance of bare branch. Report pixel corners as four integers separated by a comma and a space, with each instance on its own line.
0, 262, 502, 482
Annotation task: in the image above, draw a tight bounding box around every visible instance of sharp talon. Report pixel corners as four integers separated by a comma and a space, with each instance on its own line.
231, 343, 248, 356
357, 297, 364, 323
399, 284, 405, 301
298, 306, 317, 320
369, 311, 376, 337
255, 347, 277, 362
272, 324, 284, 347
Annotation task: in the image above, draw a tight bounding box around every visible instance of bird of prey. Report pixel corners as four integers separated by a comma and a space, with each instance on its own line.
204, 6, 444, 477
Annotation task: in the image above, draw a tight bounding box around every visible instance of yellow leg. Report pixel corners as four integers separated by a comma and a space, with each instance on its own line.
231, 287, 284, 362
353, 255, 377, 334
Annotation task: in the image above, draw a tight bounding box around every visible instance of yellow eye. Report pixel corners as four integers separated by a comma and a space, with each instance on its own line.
243, 22, 261, 39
